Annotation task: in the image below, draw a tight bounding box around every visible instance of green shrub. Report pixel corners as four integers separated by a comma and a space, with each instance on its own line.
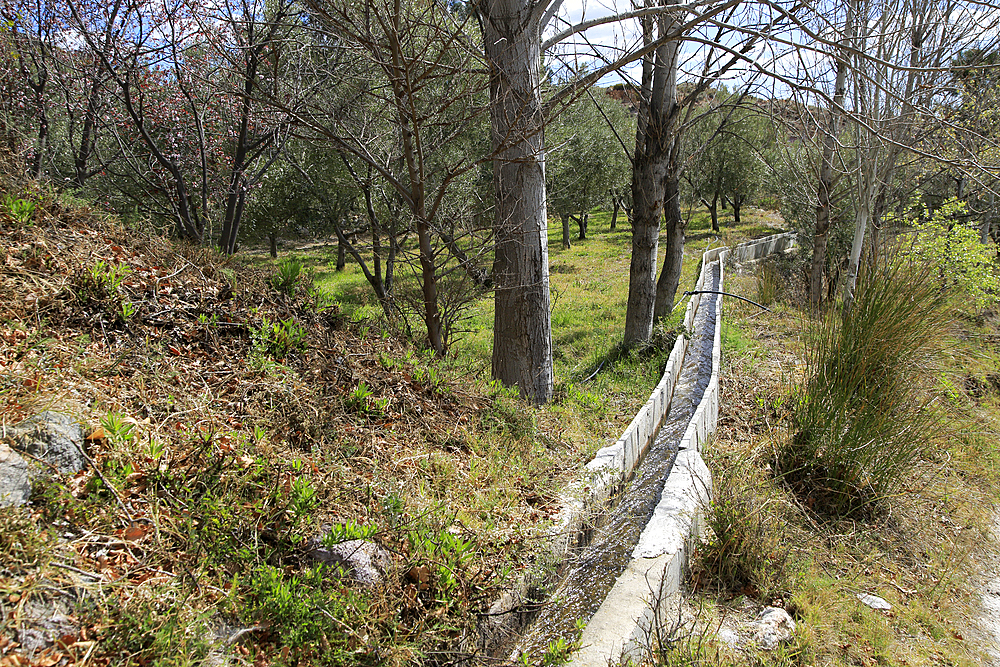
777, 252, 950, 516
5, 194, 35, 224
271, 256, 304, 294
904, 197, 1000, 310
251, 314, 307, 360
696, 456, 788, 600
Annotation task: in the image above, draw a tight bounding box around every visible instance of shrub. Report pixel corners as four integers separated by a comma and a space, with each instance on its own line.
5, 194, 35, 224
695, 456, 789, 599
271, 256, 304, 294
905, 197, 1000, 310
777, 251, 950, 516
251, 314, 307, 360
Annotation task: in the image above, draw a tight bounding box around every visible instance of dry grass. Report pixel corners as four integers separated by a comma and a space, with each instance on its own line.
0, 185, 587, 665
684, 260, 998, 666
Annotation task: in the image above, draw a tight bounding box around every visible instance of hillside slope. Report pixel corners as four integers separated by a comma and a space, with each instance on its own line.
0, 187, 578, 666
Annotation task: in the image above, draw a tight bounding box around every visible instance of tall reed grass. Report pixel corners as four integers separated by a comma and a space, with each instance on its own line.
777, 251, 950, 516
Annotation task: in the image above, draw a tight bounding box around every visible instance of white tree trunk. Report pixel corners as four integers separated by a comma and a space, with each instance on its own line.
483, 0, 554, 404
842, 165, 876, 313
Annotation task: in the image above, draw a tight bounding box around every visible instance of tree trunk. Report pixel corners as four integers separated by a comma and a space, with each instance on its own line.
610, 194, 620, 230
842, 167, 876, 314
32, 89, 47, 179
842, 203, 869, 315
337, 235, 346, 270
562, 213, 571, 249
810, 0, 852, 307
74, 84, 100, 187
732, 193, 742, 224
623, 4, 679, 346
624, 152, 666, 346
219, 53, 259, 255
983, 191, 994, 245
577, 212, 588, 239
484, 0, 553, 404
268, 232, 277, 258
707, 193, 719, 232
654, 172, 685, 318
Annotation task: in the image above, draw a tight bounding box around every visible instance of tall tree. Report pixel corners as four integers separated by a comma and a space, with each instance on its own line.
482, 0, 747, 392
482, 0, 554, 402
621, 1, 769, 343
809, 0, 853, 307
297, 0, 493, 355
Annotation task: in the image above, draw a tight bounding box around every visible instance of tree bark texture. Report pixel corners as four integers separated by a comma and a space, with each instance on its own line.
810, 0, 852, 306
483, 0, 553, 404
562, 213, 571, 249
624, 153, 667, 346
654, 173, 685, 318
623, 4, 680, 346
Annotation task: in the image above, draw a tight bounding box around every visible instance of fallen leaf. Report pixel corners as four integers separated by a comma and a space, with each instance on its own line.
124, 523, 147, 542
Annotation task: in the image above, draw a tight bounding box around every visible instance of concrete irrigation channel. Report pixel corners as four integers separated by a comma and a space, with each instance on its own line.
476, 232, 796, 666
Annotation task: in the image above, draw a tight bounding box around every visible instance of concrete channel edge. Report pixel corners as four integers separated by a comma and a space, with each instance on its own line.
469, 233, 796, 662
569, 234, 796, 666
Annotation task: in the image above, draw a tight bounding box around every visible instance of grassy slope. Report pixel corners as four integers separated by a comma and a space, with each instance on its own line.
674, 261, 1000, 666
0, 186, 581, 665
0, 178, 783, 667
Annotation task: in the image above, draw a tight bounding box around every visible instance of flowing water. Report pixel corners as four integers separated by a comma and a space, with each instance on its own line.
513, 262, 723, 662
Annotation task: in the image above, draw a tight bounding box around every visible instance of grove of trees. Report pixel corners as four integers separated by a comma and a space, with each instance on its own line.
2, 0, 999, 402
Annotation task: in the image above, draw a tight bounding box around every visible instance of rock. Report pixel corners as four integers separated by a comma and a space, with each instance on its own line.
16, 597, 80, 652
0, 442, 32, 506
857, 593, 892, 610
717, 627, 743, 647
308, 537, 392, 586
9, 411, 87, 473
752, 606, 796, 650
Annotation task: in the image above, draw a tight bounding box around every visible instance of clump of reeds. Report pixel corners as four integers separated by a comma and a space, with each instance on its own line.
696, 455, 790, 600
777, 250, 950, 516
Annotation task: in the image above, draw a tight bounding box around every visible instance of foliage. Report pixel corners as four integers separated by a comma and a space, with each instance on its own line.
546, 89, 634, 233
777, 252, 950, 516
776, 139, 857, 298
271, 256, 304, 295
695, 456, 789, 599
86, 260, 132, 298
903, 197, 1000, 309
251, 314, 308, 360
4, 193, 35, 224
240, 564, 373, 663
684, 93, 773, 228
0, 508, 47, 568
97, 591, 214, 666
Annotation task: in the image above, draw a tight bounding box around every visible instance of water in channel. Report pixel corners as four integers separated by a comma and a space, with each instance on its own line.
513, 262, 723, 662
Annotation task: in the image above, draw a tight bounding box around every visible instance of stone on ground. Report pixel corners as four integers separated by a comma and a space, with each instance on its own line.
308, 537, 392, 586
752, 606, 796, 650
9, 411, 87, 473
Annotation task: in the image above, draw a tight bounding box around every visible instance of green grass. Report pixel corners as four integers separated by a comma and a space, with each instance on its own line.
689, 246, 993, 667
252, 207, 783, 465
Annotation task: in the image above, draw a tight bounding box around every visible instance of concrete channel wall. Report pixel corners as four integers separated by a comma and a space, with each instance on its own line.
569, 233, 795, 666
474, 233, 795, 660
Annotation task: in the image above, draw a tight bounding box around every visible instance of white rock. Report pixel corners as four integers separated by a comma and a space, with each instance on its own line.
857, 593, 892, 611
752, 606, 796, 650
0, 443, 32, 507
716, 627, 743, 647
